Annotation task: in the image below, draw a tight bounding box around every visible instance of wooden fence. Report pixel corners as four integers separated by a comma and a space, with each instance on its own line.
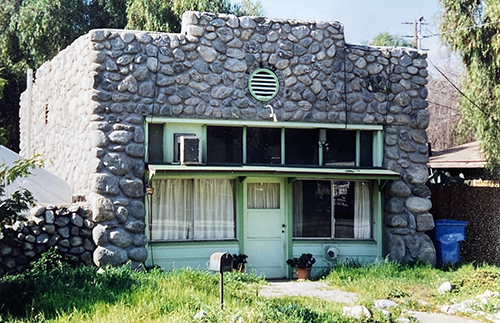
429, 184, 500, 266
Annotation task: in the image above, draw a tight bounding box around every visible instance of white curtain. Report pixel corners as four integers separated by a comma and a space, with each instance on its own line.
247, 183, 280, 209
354, 181, 371, 239
151, 179, 193, 240
151, 179, 235, 240
292, 181, 304, 236
193, 179, 235, 239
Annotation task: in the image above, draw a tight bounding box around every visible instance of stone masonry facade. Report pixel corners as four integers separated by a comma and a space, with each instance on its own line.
0, 205, 96, 275
19, 11, 435, 268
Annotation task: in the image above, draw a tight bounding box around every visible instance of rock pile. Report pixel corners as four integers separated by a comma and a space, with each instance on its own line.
0, 205, 96, 275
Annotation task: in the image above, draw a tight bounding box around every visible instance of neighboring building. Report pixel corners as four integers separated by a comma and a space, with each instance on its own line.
428, 141, 498, 186
19, 11, 434, 278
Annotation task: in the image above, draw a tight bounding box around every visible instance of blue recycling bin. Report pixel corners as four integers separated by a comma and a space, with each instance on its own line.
434, 219, 468, 266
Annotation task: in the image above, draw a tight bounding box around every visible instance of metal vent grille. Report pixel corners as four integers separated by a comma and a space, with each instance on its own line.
248, 68, 279, 101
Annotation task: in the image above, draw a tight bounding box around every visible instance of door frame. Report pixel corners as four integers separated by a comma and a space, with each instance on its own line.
242, 177, 288, 278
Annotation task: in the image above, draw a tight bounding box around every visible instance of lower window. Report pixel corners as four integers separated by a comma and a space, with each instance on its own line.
292, 180, 372, 239
151, 179, 236, 241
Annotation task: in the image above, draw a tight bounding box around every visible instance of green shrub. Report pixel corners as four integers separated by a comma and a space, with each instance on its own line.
0, 249, 138, 319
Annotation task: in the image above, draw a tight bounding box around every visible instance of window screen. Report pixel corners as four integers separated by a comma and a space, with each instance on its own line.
148, 124, 164, 164
323, 130, 356, 166
285, 129, 319, 165
207, 126, 243, 164
246, 127, 281, 164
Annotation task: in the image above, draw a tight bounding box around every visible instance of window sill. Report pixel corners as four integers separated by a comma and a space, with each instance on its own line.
292, 238, 376, 243
149, 239, 238, 244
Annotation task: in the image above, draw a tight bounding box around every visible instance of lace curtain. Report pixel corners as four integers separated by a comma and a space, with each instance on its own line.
151, 179, 235, 240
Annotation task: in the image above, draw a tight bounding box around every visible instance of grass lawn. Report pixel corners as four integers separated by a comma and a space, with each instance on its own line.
1, 251, 500, 322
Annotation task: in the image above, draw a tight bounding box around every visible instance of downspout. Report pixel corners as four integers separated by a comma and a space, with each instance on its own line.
26, 68, 33, 158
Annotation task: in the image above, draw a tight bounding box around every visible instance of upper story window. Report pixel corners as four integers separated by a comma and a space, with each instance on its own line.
207, 126, 243, 164
146, 120, 383, 168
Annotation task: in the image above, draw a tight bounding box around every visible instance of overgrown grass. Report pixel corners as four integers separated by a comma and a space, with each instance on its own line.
325, 258, 500, 315
2, 251, 500, 323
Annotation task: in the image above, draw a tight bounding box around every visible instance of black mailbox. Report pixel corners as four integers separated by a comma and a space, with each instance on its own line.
210, 252, 233, 273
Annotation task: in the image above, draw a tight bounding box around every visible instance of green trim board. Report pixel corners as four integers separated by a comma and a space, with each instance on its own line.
147, 117, 384, 130
148, 164, 401, 180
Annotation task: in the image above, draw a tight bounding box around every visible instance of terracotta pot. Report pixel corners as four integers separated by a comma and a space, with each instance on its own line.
295, 267, 311, 280
233, 266, 245, 273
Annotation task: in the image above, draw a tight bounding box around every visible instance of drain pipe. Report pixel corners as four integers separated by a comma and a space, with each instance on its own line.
26, 68, 33, 158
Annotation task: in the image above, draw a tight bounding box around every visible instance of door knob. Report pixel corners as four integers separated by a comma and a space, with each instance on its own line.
282, 224, 286, 228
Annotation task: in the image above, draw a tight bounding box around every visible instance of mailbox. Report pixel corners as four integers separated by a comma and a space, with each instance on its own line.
210, 252, 233, 273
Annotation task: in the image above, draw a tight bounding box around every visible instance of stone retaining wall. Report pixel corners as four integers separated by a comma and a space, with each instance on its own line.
0, 205, 96, 275
19, 11, 435, 267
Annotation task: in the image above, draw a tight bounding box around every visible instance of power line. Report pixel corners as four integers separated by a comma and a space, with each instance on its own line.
428, 59, 499, 125
401, 16, 429, 49
427, 100, 460, 112
423, 19, 500, 39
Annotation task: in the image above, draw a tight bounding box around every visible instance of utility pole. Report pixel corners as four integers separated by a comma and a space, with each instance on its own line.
402, 16, 428, 50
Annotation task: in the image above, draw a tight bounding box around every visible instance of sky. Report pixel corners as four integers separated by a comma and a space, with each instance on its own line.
254, 0, 455, 73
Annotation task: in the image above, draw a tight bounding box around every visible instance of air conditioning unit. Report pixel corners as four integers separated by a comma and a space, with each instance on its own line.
177, 135, 202, 165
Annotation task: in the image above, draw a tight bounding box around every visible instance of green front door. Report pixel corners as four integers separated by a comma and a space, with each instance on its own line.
243, 178, 287, 279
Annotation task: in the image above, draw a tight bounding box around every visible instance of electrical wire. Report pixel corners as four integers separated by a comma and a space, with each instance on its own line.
343, 46, 348, 129
423, 19, 500, 38
427, 100, 460, 111
428, 59, 499, 126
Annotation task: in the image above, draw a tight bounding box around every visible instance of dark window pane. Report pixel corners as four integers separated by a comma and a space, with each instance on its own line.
324, 130, 355, 166
148, 124, 164, 163
207, 126, 243, 164
360, 131, 373, 167
285, 129, 319, 165
247, 127, 281, 164
293, 180, 331, 237
333, 181, 354, 238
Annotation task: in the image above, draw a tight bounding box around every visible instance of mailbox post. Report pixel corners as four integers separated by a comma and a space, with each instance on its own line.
209, 252, 233, 309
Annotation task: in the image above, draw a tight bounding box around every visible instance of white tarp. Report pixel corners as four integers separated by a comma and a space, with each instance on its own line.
0, 145, 72, 205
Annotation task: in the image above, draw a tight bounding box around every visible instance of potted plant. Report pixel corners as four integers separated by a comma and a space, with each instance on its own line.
232, 253, 248, 272
286, 253, 316, 280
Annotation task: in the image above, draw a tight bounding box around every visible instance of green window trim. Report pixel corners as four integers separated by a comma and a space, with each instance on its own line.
145, 119, 385, 169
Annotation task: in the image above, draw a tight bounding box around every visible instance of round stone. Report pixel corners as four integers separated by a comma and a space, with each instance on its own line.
416, 212, 435, 232
93, 224, 109, 246
119, 178, 144, 198
128, 247, 148, 262
93, 245, 128, 267
109, 228, 133, 248
405, 196, 432, 213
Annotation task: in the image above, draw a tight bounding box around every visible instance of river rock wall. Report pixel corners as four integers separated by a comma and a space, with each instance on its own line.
0, 205, 96, 275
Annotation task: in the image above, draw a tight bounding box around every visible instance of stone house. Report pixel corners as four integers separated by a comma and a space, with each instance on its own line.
19, 11, 435, 278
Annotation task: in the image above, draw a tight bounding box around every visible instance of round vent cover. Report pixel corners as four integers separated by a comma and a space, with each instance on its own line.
248, 68, 279, 101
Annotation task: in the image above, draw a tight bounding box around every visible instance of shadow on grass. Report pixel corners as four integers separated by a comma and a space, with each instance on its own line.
0, 250, 138, 319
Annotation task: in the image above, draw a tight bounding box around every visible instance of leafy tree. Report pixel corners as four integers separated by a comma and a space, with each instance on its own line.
367, 32, 413, 47
0, 0, 261, 151
0, 0, 127, 151
231, 0, 263, 16
126, 0, 262, 32
0, 157, 40, 232
439, 0, 500, 173
0, 77, 6, 99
